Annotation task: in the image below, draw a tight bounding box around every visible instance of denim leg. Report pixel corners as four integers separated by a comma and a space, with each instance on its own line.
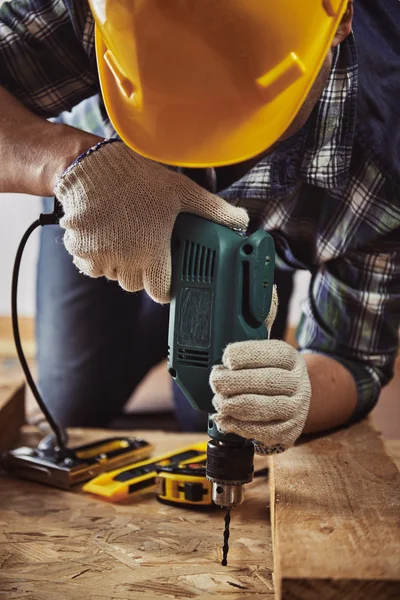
36, 204, 170, 427
172, 383, 208, 432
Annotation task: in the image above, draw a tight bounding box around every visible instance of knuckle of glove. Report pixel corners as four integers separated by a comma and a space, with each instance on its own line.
209, 365, 227, 395
212, 393, 262, 419
142, 260, 172, 304
222, 339, 299, 372
211, 393, 225, 414
222, 340, 267, 370
63, 230, 96, 260
263, 340, 298, 370
73, 257, 100, 278
213, 414, 236, 436
118, 269, 144, 293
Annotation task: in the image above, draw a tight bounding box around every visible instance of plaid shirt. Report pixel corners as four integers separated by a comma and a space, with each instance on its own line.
1, 0, 399, 420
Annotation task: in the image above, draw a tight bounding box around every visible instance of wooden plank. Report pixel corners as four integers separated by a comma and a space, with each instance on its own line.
385, 440, 400, 471
0, 316, 35, 359
0, 379, 25, 451
0, 427, 273, 599
270, 420, 400, 600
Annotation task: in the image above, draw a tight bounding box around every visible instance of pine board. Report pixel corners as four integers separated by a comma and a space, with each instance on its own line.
385, 440, 400, 470
270, 420, 400, 600
0, 379, 25, 452
0, 427, 273, 599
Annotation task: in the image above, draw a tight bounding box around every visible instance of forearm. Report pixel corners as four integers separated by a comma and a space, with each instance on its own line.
302, 353, 357, 433
0, 87, 103, 197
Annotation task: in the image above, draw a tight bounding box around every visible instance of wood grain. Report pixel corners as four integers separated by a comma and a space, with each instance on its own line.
270, 419, 400, 600
385, 440, 400, 471
0, 427, 273, 599
0, 379, 25, 451
0, 316, 35, 359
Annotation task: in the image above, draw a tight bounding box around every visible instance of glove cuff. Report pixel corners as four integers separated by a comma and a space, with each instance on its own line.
253, 441, 286, 456
56, 138, 122, 185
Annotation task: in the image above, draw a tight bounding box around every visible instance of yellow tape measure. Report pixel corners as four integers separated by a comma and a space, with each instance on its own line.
155, 459, 212, 507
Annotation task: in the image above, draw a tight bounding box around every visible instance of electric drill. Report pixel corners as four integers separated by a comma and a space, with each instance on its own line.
168, 213, 275, 510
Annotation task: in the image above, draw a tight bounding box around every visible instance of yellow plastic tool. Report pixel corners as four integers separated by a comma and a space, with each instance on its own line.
155, 459, 212, 507
83, 441, 207, 502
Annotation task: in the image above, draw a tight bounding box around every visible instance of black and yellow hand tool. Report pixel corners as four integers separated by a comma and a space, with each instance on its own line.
83, 441, 207, 502
155, 458, 212, 507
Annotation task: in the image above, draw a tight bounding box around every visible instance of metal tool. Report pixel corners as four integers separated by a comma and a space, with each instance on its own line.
2, 437, 153, 490
83, 442, 208, 502
221, 509, 231, 566
168, 213, 275, 563
155, 459, 268, 509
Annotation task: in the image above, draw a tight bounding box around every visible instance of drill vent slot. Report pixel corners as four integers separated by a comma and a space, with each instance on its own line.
181, 241, 215, 283
177, 348, 209, 368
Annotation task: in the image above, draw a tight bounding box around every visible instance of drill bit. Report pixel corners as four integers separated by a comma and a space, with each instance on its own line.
221, 508, 231, 566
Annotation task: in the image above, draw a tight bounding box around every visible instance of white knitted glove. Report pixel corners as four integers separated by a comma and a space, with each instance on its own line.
210, 289, 311, 454
55, 140, 249, 303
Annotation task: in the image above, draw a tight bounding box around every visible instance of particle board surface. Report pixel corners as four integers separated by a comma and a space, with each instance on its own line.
270, 419, 400, 600
0, 427, 273, 599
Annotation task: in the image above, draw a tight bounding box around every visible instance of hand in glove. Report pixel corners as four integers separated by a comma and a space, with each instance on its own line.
210, 288, 311, 454
55, 140, 248, 303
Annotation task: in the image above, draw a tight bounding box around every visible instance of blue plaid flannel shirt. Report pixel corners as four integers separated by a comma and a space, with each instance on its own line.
1, 0, 399, 421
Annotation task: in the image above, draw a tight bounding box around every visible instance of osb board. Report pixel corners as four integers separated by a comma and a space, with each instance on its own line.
0, 378, 25, 452
270, 420, 400, 600
0, 427, 273, 599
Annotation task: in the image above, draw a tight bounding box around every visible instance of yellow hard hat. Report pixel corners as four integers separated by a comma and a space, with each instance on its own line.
89, 0, 348, 167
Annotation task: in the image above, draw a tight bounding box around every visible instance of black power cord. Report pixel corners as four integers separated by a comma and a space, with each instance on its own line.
11, 199, 67, 450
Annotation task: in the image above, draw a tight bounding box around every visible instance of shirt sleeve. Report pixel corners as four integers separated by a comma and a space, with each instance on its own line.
0, 0, 99, 117
297, 236, 400, 421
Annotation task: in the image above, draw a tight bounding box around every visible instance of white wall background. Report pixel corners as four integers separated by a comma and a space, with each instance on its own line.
0, 193, 41, 316
0, 191, 310, 323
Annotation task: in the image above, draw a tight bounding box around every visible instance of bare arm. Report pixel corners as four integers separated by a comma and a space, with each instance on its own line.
296, 244, 400, 436
0, 87, 102, 196
0, 1, 102, 194
302, 353, 357, 433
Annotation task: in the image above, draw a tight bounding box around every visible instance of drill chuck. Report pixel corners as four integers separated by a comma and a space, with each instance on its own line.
212, 482, 245, 507
206, 439, 254, 508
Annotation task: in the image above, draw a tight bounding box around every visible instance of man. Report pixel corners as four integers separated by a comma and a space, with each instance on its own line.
1, 0, 399, 454
36, 92, 295, 433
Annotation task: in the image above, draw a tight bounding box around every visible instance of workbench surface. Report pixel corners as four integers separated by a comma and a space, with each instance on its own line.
0, 428, 273, 600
